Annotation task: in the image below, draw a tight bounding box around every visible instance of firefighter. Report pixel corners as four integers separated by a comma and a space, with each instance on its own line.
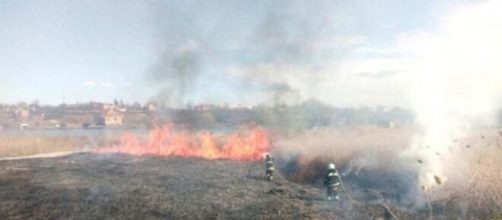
264, 154, 274, 181
324, 163, 340, 201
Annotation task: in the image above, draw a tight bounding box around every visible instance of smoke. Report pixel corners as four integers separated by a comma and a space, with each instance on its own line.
149, 40, 203, 107
237, 0, 332, 106
147, 0, 326, 107
145, 1, 363, 107
146, 1, 208, 108
400, 0, 502, 190
269, 0, 502, 201
253, 4, 317, 65
268, 83, 301, 106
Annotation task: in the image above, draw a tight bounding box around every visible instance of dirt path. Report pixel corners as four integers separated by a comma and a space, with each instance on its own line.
0, 150, 89, 161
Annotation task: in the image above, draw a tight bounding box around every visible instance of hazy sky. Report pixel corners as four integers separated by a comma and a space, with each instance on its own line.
0, 0, 491, 106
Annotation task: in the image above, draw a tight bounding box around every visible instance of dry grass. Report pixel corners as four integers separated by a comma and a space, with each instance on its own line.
274, 126, 502, 216
435, 129, 502, 213
0, 135, 109, 158
274, 126, 414, 170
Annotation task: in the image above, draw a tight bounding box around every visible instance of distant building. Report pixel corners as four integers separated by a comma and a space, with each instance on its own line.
104, 111, 124, 127
102, 103, 125, 127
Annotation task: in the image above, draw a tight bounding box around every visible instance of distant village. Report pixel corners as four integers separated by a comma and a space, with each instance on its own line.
0, 100, 159, 130
0, 100, 262, 130
0, 99, 416, 131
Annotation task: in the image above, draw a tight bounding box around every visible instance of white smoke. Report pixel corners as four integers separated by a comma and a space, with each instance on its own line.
401, 0, 502, 189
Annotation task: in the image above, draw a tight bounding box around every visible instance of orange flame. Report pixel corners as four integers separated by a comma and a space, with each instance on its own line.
96, 125, 270, 161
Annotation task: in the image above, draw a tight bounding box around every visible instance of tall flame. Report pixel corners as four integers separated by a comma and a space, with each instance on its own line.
96, 125, 270, 161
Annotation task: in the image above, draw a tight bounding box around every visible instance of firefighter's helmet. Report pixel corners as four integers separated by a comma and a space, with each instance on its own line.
328, 163, 336, 170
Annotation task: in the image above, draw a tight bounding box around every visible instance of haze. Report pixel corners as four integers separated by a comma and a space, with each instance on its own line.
0, 0, 500, 108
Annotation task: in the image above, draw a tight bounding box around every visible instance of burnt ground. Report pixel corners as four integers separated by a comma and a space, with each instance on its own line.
0, 153, 490, 219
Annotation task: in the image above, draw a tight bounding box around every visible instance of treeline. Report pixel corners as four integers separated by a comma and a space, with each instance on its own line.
161, 99, 414, 131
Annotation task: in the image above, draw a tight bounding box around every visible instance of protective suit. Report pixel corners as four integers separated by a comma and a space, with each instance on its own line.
324, 163, 340, 200
264, 154, 274, 181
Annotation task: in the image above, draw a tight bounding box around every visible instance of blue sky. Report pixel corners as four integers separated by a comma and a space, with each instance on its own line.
0, 0, 490, 106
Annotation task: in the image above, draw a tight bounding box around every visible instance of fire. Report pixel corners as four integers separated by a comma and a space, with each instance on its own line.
96, 125, 270, 161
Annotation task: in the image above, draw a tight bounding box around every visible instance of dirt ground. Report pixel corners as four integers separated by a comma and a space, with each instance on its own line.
0, 153, 493, 219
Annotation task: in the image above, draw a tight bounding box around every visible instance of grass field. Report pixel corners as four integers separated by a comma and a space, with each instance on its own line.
1, 126, 501, 218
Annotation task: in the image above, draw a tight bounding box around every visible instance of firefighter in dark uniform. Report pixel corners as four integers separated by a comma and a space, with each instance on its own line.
264, 154, 274, 181
324, 163, 340, 200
